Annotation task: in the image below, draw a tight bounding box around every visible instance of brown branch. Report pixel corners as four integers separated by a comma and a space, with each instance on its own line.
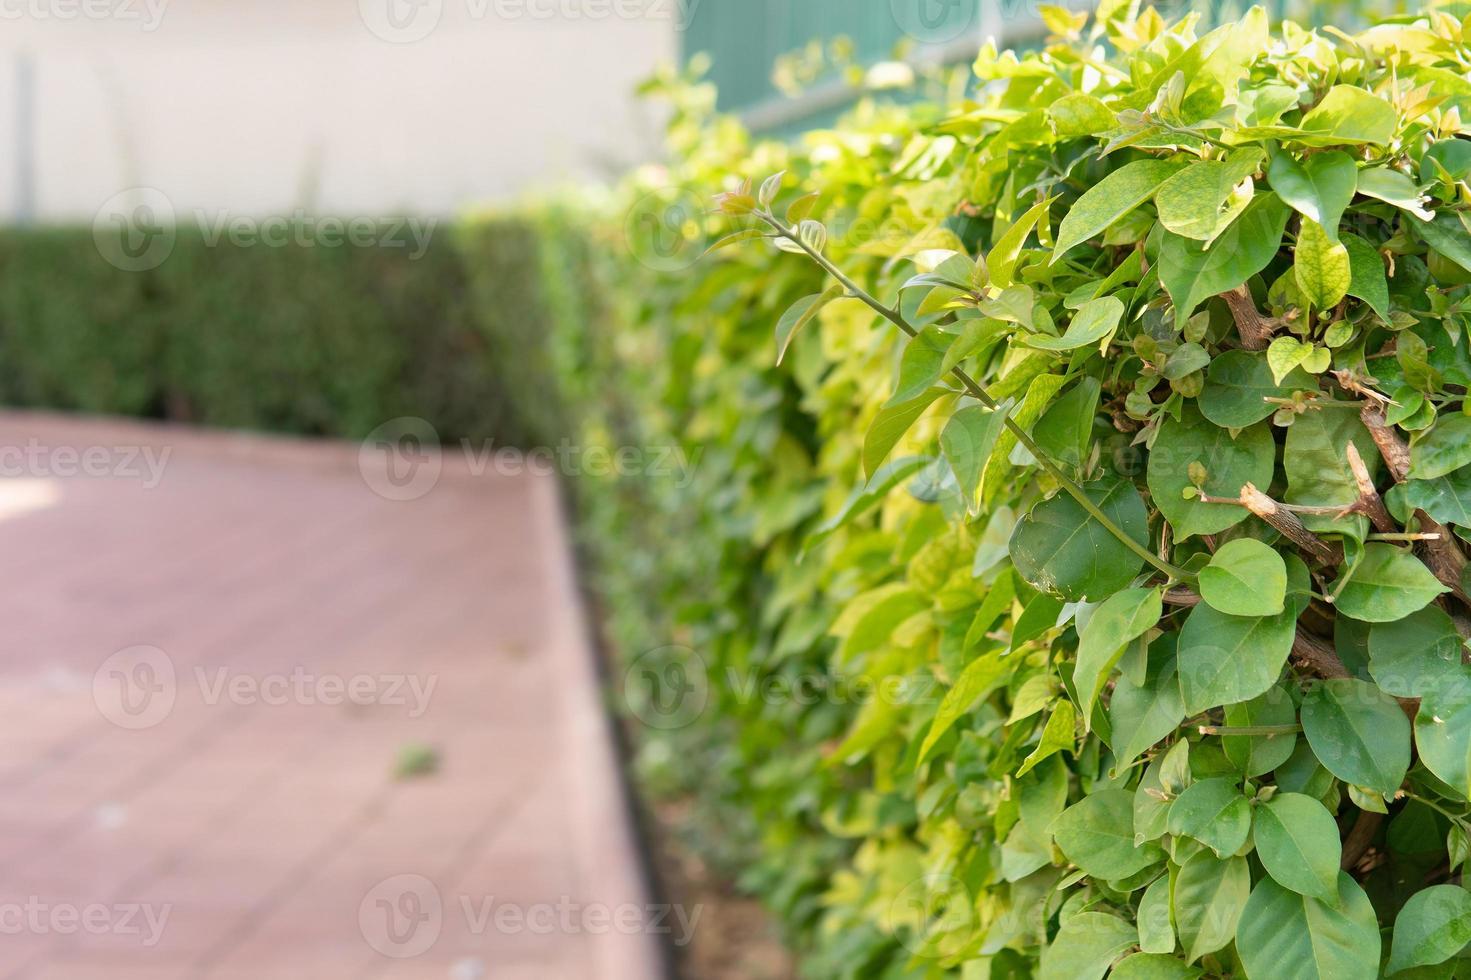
1344, 443, 1396, 533
1292, 630, 1350, 679
1341, 810, 1385, 871
1359, 406, 1471, 606
1221, 285, 1274, 350
1163, 588, 1202, 607
1241, 483, 1343, 565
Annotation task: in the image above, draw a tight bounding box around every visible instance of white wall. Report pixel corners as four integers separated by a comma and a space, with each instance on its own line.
0, 0, 677, 222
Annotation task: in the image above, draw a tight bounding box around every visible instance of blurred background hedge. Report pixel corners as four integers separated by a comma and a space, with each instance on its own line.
0, 222, 563, 446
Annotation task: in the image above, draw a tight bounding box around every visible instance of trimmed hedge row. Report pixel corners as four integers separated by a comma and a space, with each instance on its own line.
551, 5, 1471, 979
0, 222, 561, 445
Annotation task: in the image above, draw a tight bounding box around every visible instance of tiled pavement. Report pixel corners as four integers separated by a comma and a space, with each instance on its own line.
0, 413, 661, 979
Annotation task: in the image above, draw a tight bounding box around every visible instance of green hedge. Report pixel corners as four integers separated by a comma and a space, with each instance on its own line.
0, 222, 561, 445
548, 5, 1471, 979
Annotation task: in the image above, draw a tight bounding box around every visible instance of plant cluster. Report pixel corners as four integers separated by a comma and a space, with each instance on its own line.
580, 1, 1471, 976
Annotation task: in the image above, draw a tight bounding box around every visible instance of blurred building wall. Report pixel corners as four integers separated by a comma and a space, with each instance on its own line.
0, 0, 677, 222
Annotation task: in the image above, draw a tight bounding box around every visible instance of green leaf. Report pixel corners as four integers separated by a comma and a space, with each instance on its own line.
918, 650, 1008, 763
1387, 885, 1471, 975
1267, 151, 1356, 235
1332, 543, 1447, 623
1111, 953, 1203, 980
1177, 555, 1307, 714
775, 286, 841, 364
1404, 468, 1471, 527
1413, 212, 1471, 276
1255, 793, 1341, 902
1159, 193, 1290, 326
1051, 788, 1163, 879
1236, 874, 1381, 980
1222, 687, 1298, 776
941, 403, 1010, 511
989, 197, 1054, 289
1049, 93, 1116, 138
1038, 911, 1138, 980
1155, 150, 1262, 242
1074, 587, 1162, 727
1111, 650, 1186, 769
1284, 409, 1381, 536
1017, 699, 1077, 777
862, 387, 946, 478
1199, 350, 1312, 428
1167, 777, 1251, 857
1033, 378, 1099, 472
1137, 873, 1176, 954
1026, 295, 1124, 351
1294, 218, 1351, 310
1199, 538, 1286, 616
1267, 335, 1314, 384
1343, 233, 1391, 322
1411, 415, 1471, 481
1148, 407, 1275, 539
1009, 479, 1150, 602
1053, 159, 1188, 259
1357, 167, 1433, 221
1173, 851, 1250, 963
888, 326, 955, 404
1367, 606, 1469, 699
1300, 677, 1411, 796
1299, 85, 1398, 146
1414, 675, 1471, 800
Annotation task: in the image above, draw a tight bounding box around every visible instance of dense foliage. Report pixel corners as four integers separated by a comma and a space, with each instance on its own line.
0, 223, 559, 444
570, 3, 1471, 977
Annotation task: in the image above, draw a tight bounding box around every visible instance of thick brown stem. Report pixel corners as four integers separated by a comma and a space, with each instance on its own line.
1341, 810, 1385, 872
1163, 588, 1202, 607
1292, 630, 1350, 679
1345, 443, 1396, 533
1222, 285, 1273, 350
1241, 483, 1342, 565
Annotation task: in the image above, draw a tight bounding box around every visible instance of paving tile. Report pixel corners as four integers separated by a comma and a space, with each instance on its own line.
0, 413, 658, 980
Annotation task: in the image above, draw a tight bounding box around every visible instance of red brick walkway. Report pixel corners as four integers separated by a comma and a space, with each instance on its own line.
0, 413, 662, 979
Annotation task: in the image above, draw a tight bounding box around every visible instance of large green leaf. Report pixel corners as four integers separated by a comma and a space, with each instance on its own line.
862, 387, 947, 478
1111, 954, 1203, 980
1411, 415, 1471, 481
1159, 193, 1290, 326
1268, 150, 1356, 234
1167, 777, 1251, 857
1110, 652, 1186, 769
1236, 874, 1381, 980
1033, 377, 1099, 472
1026, 295, 1124, 351
1051, 788, 1164, 879
1254, 793, 1341, 902
1301, 677, 1411, 796
1332, 543, 1447, 623
1414, 675, 1471, 799
1298, 85, 1398, 145
1054, 159, 1188, 258
1038, 911, 1138, 980
1403, 467, 1471, 526
1074, 587, 1161, 726
941, 403, 1010, 511
1343, 233, 1392, 322
1177, 555, 1307, 714
1009, 479, 1150, 602
1367, 606, 1469, 699
1199, 538, 1286, 616
1155, 150, 1262, 242
1198, 350, 1313, 428
1148, 407, 1275, 539
1294, 218, 1351, 310
1173, 851, 1250, 963
1387, 884, 1471, 975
